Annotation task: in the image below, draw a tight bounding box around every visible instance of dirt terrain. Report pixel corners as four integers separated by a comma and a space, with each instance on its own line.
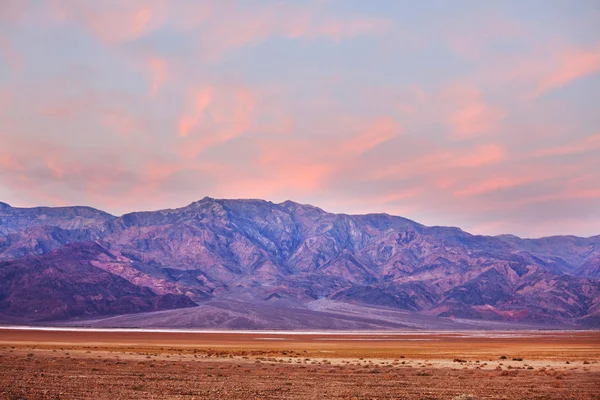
0, 328, 598, 399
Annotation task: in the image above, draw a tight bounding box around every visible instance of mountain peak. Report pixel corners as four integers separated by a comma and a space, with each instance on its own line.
0, 201, 11, 209
279, 200, 302, 208
186, 196, 217, 208
278, 199, 326, 213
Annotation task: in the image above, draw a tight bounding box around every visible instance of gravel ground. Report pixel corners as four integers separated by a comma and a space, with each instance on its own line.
0, 329, 598, 399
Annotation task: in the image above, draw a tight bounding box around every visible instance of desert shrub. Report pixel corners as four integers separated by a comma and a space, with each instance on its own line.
499, 356, 507, 359
512, 357, 523, 361
452, 395, 477, 400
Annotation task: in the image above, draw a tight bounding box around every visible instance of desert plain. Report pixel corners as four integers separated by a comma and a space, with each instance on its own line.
0, 328, 598, 400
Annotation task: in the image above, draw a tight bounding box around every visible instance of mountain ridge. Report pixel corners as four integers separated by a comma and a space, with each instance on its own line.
1, 197, 599, 328
4, 197, 599, 240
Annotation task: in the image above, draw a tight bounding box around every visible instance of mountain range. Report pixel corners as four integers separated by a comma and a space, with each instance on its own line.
0, 198, 598, 329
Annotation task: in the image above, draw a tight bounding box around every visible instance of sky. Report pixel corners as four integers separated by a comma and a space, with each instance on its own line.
0, 0, 599, 238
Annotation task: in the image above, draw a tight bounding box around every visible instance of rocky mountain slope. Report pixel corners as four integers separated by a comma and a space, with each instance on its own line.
0, 242, 195, 322
0, 198, 598, 327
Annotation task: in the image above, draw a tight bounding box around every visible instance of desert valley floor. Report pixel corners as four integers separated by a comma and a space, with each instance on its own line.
0, 328, 598, 399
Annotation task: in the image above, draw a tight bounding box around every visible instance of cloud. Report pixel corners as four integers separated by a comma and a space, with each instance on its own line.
533, 133, 600, 157
217, 163, 334, 199
455, 144, 505, 168
51, 0, 166, 44
189, 4, 389, 60
449, 102, 506, 138
178, 85, 256, 158
341, 117, 401, 155
454, 176, 532, 197
375, 143, 505, 180
147, 56, 167, 98
371, 188, 422, 205
532, 45, 600, 97
49, 1, 388, 50
1, 2, 598, 237
443, 85, 506, 139
178, 87, 214, 138
0, 0, 27, 24
0, 36, 22, 70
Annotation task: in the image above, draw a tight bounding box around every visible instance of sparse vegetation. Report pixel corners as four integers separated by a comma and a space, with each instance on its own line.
0, 331, 597, 399
452, 394, 477, 400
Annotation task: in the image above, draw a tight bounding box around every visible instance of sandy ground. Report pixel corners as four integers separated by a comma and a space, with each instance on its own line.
0, 328, 598, 399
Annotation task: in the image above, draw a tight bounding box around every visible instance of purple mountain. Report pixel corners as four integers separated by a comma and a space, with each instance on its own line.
0, 198, 598, 328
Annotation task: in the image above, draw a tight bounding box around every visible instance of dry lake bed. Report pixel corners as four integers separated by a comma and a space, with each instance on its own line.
0, 328, 598, 399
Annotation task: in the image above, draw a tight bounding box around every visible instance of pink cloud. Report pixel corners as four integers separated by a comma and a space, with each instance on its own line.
372, 188, 422, 205
443, 85, 506, 139
532, 45, 600, 97
375, 143, 505, 180
46, 2, 390, 106
50, 2, 388, 54
0, 36, 22, 70
449, 102, 506, 138
341, 117, 401, 155
454, 176, 532, 197
0, 147, 69, 207
44, 156, 64, 179
243, 116, 403, 199
193, 5, 388, 60
455, 144, 505, 168
0, 151, 22, 172
51, 0, 166, 44
37, 91, 146, 138
178, 85, 256, 158
217, 163, 333, 199
102, 109, 143, 137
533, 133, 600, 157
147, 56, 168, 98
0, 0, 27, 25
503, 188, 600, 209
480, 43, 600, 100
178, 87, 214, 138
305, 18, 390, 41
116, 160, 192, 204
0, 90, 11, 115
